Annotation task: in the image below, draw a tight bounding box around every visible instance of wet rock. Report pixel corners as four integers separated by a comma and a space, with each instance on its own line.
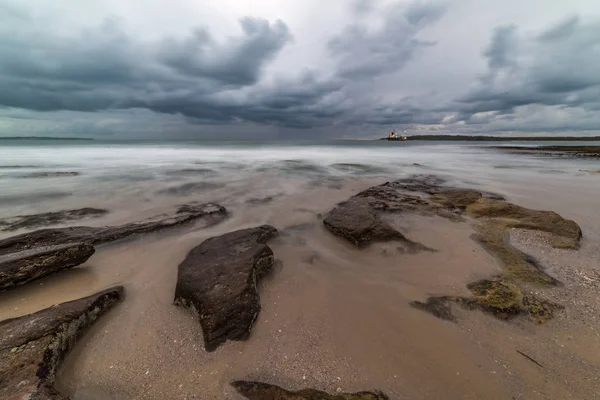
174, 225, 278, 351
471, 225, 559, 285
21, 171, 80, 178
467, 198, 582, 249
412, 279, 562, 324
431, 189, 483, 209
0, 208, 108, 232
232, 381, 389, 400
323, 197, 429, 250
246, 196, 275, 205
0, 203, 227, 255
0, 286, 124, 400
385, 174, 446, 194
0, 243, 95, 291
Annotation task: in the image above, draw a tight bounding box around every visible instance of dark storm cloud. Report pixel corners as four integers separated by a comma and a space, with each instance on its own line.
0, 1, 446, 130
458, 16, 600, 119
328, 1, 444, 79
158, 17, 291, 85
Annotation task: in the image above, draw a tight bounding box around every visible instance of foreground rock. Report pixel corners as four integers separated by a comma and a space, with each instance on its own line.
174, 225, 278, 351
0, 243, 95, 291
232, 381, 388, 400
328, 175, 581, 324
0, 203, 226, 255
0, 208, 108, 232
0, 286, 124, 400
412, 279, 562, 324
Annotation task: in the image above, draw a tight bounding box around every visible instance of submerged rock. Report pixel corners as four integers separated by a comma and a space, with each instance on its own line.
0, 243, 95, 291
0, 208, 108, 232
232, 381, 389, 400
0, 203, 227, 255
0, 286, 124, 400
174, 225, 278, 351
20, 171, 80, 178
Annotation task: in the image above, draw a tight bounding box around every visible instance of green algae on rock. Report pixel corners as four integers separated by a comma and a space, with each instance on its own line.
466, 198, 582, 249
232, 381, 389, 400
411, 279, 562, 324
0, 286, 124, 400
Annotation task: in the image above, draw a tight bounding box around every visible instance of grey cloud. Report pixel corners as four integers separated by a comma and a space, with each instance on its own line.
457, 16, 600, 122
159, 17, 291, 85
328, 1, 445, 79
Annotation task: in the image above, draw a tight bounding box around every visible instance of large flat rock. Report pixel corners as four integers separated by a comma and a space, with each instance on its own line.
232, 381, 389, 400
0, 202, 227, 255
174, 225, 278, 351
0, 208, 108, 232
0, 286, 124, 400
0, 243, 95, 291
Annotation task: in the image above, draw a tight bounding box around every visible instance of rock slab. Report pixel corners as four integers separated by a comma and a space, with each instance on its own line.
232, 381, 389, 400
0, 202, 227, 255
0, 243, 95, 291
174, 225, 278, 351
0, 286, 124, 400
0, 208, 108, 232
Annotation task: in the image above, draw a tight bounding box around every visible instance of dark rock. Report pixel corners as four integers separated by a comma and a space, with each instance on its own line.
231, 381, 389, 400
385, 174, 446, 194
0, 286, 124, 400
174, 225, 278, 351
0, 208, 108, 232
20, 171, 80, 178
410, 296, 456, 322
157, 182, 222, 196
0, 243, 95, 291
323, 197, 429, 250
0, 203, 227, 255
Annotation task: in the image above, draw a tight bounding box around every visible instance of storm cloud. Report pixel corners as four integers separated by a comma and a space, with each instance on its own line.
0, 0, 599, 138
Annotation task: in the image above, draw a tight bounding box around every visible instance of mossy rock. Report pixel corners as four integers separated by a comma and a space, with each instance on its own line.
232, 381, 389, 400
412, 280, 561, 324
466, 198, 582, 249
471, 224, 558, 286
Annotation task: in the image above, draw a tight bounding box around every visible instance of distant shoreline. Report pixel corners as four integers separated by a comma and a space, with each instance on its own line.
380, 135, 600, 141
0, 136, 93, 141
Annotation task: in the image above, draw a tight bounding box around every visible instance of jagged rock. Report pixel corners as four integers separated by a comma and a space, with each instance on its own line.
232, 381, 389, 400
0, 243, 95, 291
466, 198, 582, 248
0, 203, 227, 255
0, 286, 124, 400
0, 208, 108, 232
174, 225, 278, 351
385, 174, 447, 194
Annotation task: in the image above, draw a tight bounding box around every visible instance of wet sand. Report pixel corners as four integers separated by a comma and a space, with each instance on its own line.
1, 173, 600, 399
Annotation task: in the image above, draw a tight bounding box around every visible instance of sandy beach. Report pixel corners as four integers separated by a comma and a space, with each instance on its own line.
1, 143, 599, 400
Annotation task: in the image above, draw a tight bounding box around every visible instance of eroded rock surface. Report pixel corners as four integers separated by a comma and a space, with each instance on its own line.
0, 203, 227, 255
0, 243, 95, 291
21, 171, 80, 178
0, 286, 124, 400
174, 225, 278, 351
0, 208, 108, 232
232, 381, 389, 400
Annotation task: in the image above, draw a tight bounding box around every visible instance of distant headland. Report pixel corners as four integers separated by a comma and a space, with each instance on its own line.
0, 136, 94, 141
380, 134, 600, 141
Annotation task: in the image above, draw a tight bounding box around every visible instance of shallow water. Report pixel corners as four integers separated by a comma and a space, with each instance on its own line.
0, 140, 599, 399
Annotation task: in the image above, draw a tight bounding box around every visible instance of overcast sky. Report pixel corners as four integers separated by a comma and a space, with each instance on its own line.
1, 0, 599, 139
